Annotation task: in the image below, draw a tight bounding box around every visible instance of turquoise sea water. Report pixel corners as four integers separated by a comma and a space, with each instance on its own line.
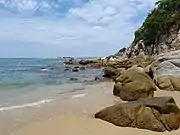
0, 58, 102, 111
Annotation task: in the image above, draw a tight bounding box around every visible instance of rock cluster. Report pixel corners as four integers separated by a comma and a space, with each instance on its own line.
94, 50, 180, 132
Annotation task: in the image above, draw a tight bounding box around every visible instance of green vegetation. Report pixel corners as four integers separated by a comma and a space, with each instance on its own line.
119, 48, 126, 52
134, 0, 180, 46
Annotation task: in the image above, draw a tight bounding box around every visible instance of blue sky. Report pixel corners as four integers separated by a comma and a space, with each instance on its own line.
0, 0, 157, 58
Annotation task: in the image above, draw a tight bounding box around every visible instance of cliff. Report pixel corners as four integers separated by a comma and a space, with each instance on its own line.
124, 0, 180, 58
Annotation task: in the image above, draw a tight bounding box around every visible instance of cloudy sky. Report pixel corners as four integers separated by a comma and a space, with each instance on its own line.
0, 0, 157, 58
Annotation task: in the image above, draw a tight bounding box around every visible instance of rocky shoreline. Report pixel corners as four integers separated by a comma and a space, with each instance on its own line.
8, 50, 180, 135
63, 50, 180, 132
94, 50, 180, 132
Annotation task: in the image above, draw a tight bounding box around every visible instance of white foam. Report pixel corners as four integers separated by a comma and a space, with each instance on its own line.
0, 99, 53, 112
40, 68, 48, 72
71, 93, 87, 99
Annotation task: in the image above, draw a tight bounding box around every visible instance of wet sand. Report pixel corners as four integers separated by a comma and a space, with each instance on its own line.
2, 82, 180, 135
0, 82, 116, 135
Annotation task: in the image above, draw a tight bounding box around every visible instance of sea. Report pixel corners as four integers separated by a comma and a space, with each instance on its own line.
0, 58, 103, 112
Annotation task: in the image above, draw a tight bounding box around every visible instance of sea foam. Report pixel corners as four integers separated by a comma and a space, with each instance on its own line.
0, 99, 53, 112
71, 93, 87, 99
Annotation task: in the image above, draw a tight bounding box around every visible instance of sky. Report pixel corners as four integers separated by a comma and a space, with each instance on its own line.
0, 0, 157, 58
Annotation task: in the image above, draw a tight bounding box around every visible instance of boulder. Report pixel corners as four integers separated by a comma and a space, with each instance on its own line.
64, 58, 79, 65
95, 97, 180, 132
79, 60, 93, 65
79, 67, 86, 70
149, 50, 180, 92
103, 67, 122, 78
64, 66, 71, 71
78, 59, 103, 68
64, 68, 70, 71
72, 68, 79, 72
74, 66, 80, 69
86, 64, 102, 69
114, 66, 156, 101
69, 78, 78, 81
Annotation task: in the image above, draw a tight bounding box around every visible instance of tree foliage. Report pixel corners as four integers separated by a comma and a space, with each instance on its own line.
119, 47, 126, 52
134, 0, 180, 46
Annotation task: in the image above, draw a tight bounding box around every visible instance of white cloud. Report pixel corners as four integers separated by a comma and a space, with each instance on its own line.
0, 0, 157, 57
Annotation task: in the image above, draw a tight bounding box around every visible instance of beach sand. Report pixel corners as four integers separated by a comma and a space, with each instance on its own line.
10, 115, 180, 135
4, 82, 180, 135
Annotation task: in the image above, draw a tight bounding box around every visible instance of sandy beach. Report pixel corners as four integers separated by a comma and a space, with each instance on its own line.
10, 115, 180, 135
0, 82, 115, 135
5, 81, 180, 135
1, 0, 180, 135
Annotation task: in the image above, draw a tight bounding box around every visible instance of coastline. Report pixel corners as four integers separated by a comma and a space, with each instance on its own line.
4, 81, 180, 135
0, 81, 116, 135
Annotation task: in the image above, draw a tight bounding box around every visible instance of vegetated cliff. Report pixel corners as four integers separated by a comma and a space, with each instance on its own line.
125, 0, 180, 58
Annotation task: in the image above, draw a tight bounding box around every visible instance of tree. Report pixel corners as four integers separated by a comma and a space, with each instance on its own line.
134, 0, 180, 50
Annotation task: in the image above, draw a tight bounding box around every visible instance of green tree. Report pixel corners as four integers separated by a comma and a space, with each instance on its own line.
134, 0, 180, 51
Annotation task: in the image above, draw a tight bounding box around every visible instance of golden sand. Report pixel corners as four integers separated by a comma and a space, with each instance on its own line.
10, 115, 180, 135
7, 82, 180, 135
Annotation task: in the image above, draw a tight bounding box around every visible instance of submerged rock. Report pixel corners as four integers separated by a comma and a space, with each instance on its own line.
64, 58, 79, 65
79, 66, 86, 70
64, 68, 70, 71
95, 97, 180, 132
114, 66, 156, 101
74, 66, 80, 69
64, 66, 71, 71
72, 68, 79, 72
69, 78, 78, 81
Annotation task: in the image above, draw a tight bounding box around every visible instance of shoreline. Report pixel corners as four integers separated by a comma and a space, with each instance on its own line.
2, 81, 180, 135
0, 81, 116, 135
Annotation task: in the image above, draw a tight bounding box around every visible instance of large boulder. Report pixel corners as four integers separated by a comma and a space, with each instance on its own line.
95, 97, 180, 132
149, 50, 180, 92
103, 67, 122, 78
114, 66, 156, 101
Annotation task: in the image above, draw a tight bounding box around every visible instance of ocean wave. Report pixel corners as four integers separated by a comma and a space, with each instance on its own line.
0, 99, 53, 112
